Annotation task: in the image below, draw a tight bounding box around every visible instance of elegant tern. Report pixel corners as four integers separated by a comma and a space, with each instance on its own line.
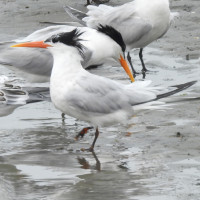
64, 0, 179, 75
0, 76, 50, 117
12, 29, 196, 151
0, 25, 134, 82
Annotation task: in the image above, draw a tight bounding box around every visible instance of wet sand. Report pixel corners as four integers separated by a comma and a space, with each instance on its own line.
0, 0, 200, 200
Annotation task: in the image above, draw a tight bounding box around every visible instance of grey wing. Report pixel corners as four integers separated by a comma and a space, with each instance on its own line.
0, 43, 53, 82
111, 17, 152, 46
80, 48, 93, 68
15, 25, 76, 42
101, 14, 152, 46
66, 75, 132, 115
84, 4, 152, 46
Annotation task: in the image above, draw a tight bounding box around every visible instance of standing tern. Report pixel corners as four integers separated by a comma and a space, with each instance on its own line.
12, 30, 196, 151
0, 25, 134, 83
64, 0, 179, 75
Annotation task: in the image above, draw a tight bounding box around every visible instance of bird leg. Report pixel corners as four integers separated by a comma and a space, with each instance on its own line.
88, 127, 100, 152
142, 70, 146, 79
139, 48, 147, 73
127, 52, 138, 77
61, 113, 65, 122
75, 126, 93, 140
85, 0, 91, 5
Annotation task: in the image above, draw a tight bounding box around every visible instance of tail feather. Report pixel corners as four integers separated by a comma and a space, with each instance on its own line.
170, 12, 180, 22
40, 21, 83, 26
156, 81, 197, 100
170, 11, 180, 26
63, 5, 87, 26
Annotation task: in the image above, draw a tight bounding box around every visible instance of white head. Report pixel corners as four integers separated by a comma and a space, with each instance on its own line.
94, 25, 127, 63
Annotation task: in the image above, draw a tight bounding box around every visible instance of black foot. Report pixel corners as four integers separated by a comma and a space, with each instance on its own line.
142, 66, 148, 72
142, 68, 159, 79
142, 70, 146, 79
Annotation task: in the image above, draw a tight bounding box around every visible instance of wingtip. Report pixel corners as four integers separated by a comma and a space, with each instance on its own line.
63, 5, 87, 26
172, 80, 197, 89
156, 80, 197, 101
63, 5, 71, 10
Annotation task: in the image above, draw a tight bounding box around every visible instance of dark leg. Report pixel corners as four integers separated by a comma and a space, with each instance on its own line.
139, 48, 147, 72
75, 127, 93, 140
61, 113, 65, 122
86, 0, 91, 5
88, 127, 99, 152
142, 70, 146, 79
127, 52, 138, 77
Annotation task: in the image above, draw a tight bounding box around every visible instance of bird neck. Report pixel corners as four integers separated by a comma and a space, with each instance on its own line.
50, 47, 83, 84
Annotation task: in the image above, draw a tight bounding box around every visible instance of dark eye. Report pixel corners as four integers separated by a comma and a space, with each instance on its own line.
52, 35, 61, 43
45, 34, 60, 43
52, 37, 57, 43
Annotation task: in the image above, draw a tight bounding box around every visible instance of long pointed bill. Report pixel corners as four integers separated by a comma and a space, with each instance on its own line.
119, 55, 135, 82
11, 41, 52, 48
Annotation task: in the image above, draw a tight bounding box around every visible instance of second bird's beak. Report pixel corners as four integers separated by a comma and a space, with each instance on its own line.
11, 41, 52, 48
119, 55, 135, 82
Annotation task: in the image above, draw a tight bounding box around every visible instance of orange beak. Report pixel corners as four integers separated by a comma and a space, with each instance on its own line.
11, 41, 52, 48
119, 55, 135, 82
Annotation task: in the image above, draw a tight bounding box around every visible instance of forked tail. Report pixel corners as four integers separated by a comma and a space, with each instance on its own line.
156, 81, 197, 101
134, 81, 197, 106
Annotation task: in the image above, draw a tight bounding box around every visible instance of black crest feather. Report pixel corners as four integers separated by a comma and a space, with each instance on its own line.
97, 25, 126, 52
45, 29, 84, 56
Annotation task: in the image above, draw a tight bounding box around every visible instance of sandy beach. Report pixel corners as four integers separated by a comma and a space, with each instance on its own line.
0, 0, 200, 199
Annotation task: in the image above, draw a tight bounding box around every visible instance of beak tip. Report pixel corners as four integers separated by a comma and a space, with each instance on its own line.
10, 41, 51, 48
119, 54, 135, 82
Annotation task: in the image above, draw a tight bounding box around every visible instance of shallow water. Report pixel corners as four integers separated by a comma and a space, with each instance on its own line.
0, 0, 200, 200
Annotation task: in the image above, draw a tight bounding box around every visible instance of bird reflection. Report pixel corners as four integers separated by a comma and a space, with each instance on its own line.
77, 151, 101, 171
